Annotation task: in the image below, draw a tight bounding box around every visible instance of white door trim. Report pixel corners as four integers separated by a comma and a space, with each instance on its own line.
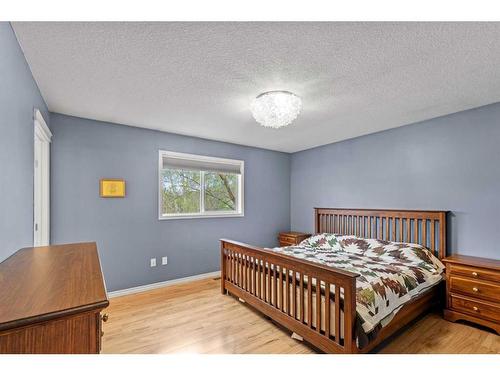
34, 109, 52, 142
34, 109, 51, 247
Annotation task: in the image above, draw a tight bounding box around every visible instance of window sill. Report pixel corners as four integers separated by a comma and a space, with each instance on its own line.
158, 213, 244, 220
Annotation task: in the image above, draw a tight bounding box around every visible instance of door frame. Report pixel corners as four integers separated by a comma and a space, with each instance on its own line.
33, 109, 52, 246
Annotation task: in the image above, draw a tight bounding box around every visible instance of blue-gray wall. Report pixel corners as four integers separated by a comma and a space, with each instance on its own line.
291, 103, 500, 259
0, 22, 50, 262
50, 103, 500, 291
50, 113, 291, 291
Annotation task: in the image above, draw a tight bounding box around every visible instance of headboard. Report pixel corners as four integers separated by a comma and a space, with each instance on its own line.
314, 208, 448, 259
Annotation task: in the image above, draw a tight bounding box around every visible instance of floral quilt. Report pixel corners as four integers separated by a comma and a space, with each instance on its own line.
270, 234, 444, 337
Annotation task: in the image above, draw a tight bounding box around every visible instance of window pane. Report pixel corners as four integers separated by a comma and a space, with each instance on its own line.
204, 172, 238, 212
161, 169, 200, 215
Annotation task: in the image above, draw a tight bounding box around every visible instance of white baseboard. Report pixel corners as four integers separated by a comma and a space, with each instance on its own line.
107, 270, 221, 298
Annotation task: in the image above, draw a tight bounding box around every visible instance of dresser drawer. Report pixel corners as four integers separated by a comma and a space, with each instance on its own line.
450, 295, 500, 323
449, 264, 500, 284
449, 276, 500, 303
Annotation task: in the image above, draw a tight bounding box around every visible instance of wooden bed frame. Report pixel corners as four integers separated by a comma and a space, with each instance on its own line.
220, 208, 447, 353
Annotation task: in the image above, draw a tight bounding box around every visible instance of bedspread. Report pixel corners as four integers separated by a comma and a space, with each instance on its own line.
270, 235, 445, 335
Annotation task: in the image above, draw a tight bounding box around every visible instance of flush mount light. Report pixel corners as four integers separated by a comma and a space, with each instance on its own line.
250, 90, 302, 129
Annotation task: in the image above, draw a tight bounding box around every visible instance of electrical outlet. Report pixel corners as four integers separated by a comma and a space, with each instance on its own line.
150, 258, 157, 267
162, 256, 168, 265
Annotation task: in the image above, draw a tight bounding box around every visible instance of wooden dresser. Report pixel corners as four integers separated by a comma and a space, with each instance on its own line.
0, 242, 109, 353
278, 231, 311, 247
443, 255, 500, 334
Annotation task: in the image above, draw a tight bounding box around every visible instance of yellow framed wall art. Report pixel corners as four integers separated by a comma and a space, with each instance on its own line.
100, 179, 126, 198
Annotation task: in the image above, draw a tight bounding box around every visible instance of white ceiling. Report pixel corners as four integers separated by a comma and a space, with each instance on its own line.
12, 22, 500, 153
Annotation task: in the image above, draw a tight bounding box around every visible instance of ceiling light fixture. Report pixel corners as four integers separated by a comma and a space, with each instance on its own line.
251, 90, 302, 129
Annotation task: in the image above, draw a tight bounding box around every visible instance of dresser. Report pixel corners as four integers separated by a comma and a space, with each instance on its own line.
0, 242, 109, 353
443, 255, 500, 334
278, 231, 311, 247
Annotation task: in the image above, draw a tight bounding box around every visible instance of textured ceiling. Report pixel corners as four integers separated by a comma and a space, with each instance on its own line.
12, 22, 500, 152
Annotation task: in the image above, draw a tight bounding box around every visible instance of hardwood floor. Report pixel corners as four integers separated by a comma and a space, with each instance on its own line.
102, 277, 500, 354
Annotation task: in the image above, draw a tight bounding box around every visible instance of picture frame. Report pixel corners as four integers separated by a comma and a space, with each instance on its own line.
99, 179, 126, 198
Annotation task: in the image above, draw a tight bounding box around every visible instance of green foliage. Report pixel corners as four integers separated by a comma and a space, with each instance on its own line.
161, 169, 200, 214
204, 172, 237, 211
161, 169, 238, 215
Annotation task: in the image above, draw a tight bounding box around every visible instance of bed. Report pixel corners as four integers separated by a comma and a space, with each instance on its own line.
220, 208, 447, 353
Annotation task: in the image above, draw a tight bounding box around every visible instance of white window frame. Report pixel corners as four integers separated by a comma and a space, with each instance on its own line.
158, 150, 244, 220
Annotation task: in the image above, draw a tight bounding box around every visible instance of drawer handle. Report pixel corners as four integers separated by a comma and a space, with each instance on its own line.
102, 313, 109, 322
471, 272, 478, 277
472, 287, 479, 293
101, 331, 104, 337
472, 306, 479, 312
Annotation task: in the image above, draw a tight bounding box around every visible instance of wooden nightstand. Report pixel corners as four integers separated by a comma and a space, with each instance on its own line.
443, 255, 500, 334
278, 232, 311, 247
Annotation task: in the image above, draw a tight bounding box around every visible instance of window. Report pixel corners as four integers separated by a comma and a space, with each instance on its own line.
159, 150, 244, 219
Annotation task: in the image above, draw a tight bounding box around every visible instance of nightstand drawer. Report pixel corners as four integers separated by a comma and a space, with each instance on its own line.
279, 235, 296, 244
449, 276, 500, 303
278, 232, 310, 247
451, 295, 500, 322
449, 264, 500, 284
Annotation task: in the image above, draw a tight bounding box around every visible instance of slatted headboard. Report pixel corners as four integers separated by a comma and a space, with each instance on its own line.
314, 208, 448, 259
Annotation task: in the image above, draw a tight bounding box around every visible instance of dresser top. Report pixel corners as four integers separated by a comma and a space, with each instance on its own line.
0, 242, 109, 331
442, 254, 500, 271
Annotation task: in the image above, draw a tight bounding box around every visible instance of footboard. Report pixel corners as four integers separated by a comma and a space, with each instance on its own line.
220, 239, 359, 353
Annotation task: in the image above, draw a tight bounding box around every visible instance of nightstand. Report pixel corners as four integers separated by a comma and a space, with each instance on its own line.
278, 232, 310, 247
442, 255, 500, 334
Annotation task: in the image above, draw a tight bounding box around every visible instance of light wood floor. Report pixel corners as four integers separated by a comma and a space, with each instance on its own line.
102, 277, 500, 354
